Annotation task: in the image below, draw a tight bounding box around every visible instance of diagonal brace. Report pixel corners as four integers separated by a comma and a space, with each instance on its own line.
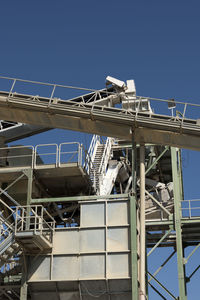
145, 146, 169, 176
184, 242, 200, 264
147, 271, 177, 300
145, 189, 171, 216
148, 282, 167, 300
147, 229, 172, 257
0, 173, 25, 196
187, 264, 200, 281
149, 250, 176, 283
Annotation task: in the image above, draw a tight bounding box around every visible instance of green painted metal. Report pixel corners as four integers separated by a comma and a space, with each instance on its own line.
20, 282, 28, 300
171, 147, 187, 300
145, 190, 171, 216
148, 282, 167, 300
31, 193, 129, 204
148, 250, 176, 283
187, 264, 200, 281
145, 146, 169, 176
147, 230, 172, 257
0, 173, 25, 196
24, 169, 33, 231
130, 139, 138, 300
147, 271, 177, 300
184, 242, 200, 264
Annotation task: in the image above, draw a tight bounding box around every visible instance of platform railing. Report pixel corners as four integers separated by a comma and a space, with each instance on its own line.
181, 199, 200, 219
0, 75, 200, 124
0, 142, 83, 169
59, 142, 82, 167
15, 205, 55, 244
87, 135, 100, 162
0, 145, 34, 168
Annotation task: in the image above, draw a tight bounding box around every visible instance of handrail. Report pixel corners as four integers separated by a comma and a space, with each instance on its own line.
35, 143, 59, 167
0, 142, 83, 169
15, 205, 55, 243
181, 199, 200, 219
0, 145, 34, 168
59, 142, 81, 167
87, 135, 100, 162
82, 146, 98, 191
98, 137, 114, 176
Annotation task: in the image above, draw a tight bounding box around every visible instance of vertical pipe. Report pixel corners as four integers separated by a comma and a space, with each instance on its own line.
140, 144, 146, 300
130, 138, 138, 299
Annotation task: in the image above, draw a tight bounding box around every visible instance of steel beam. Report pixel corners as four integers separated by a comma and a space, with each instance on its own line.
31, 193, 129, 204
171, 147, 187, 300
0, 92, 200, 150
139, 144, 146, 300
130, 139, 138, 300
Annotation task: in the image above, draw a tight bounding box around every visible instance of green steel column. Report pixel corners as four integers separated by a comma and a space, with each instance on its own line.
171, 147, 187, 300
20, 279, 28, 300
24, 169, 33, 230
20, 169, 33, 300
20, 257, 28, 300
139, 144, 146, 300
130, 138, 138, 300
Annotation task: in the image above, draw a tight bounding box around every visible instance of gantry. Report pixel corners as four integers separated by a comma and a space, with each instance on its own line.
0, 75, 199, 300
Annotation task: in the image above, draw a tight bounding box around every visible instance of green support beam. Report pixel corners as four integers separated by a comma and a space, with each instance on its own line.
130, 139, 138, 300
171, 147, 187, 300
31, 193, 129, 204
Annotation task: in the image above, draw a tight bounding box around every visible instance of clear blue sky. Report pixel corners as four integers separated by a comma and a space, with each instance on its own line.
0, 1, 200, 298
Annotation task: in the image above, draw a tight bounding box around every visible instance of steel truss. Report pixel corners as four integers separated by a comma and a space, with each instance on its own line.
0, 76, 199, 299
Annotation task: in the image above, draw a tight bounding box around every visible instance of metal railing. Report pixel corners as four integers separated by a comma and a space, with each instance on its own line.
0, 199, 22, 255
83, 147, 98, 191
0, 145, 34, 168
0, 75, 200, 124
87, 135, 100, 163
0, 141, 99, 190
15, 205, 55, 244
59, 142, 82, 166
181, 200, 200, 219
99, 137, 114, 176
0, 142, 82, 169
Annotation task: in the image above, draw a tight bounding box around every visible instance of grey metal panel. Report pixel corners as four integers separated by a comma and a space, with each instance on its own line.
107, 254, 130, 278
107, 201, 129, 226
81, 202, 105, 227
60, 292, 80, 300
80, 280, 108, 300
28, 199, 131, 283
107, 228, 129, 251
52, 255, 79, 280
31, 291, 80, 300
82, 295, 108, 300
31, 292, 57, 300
80, 228, 105, 252
109, 279, 131, 292
80, 254, 105, 279
110, 294, 131, 300
53, 229, 79, 254
28, 256, 50, 281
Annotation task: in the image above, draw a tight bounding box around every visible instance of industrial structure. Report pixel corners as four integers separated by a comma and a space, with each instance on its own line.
0, 75, 199, 299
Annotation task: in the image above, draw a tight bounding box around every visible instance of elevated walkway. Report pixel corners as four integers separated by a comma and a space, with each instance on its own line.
0, 76, 199, 150
0, 142, 94, 204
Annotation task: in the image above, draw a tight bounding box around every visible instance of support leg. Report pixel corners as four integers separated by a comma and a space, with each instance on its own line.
130, 139, 138, 299
171, 147, 187, 300
139, 144, 146, 300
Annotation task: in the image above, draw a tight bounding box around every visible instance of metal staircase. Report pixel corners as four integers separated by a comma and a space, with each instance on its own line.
0, 200, 21, 274
0, 199, 55, 279
88, 135, 117, 194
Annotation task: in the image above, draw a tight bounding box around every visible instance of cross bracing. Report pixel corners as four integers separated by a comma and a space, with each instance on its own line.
0, 76, 199, 300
